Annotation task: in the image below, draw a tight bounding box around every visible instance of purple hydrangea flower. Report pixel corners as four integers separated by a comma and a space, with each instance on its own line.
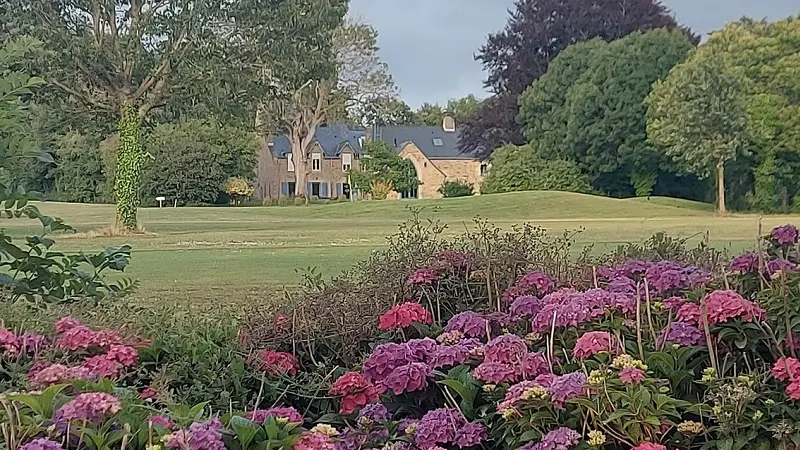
730, 252, 758, 274
358, 403, 390, 423
606, 276, 636, 295
19, 439, 64, 450
771, 224, 799, 247
767, 259, 798, 275
658, 322, 704, 346
519, 427, 581, 450
166, 419, 225, 450
454, 422, 487, 448
509, 295, 542, 318
541, 372, 586, 408
432, 344, 470, 368
19, 332, 48, 354
406, 338, 439, 364
414, 408, 466, 448
445, 312, 488, 338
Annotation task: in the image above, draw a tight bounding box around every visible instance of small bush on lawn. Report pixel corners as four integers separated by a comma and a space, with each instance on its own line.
439, 179, 474, 197
277, 195, 290, 206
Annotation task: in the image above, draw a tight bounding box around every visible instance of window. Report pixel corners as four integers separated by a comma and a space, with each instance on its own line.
312, 153, 321, 171
401, 188, 418, 199
287, 155, 294, 172
310, 182, 321, 197
342, 153, 352, 171
432, 138, 443, 146
480, 163, 489, 175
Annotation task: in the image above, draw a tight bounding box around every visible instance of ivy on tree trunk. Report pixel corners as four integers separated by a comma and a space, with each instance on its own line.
114, 105, 144, 230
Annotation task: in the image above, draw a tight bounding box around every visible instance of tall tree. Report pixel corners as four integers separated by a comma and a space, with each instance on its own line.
275, 14, 396, 198
703, 18, 800, 212
521, 30, 695, 197
361, 97, 416, 126
414, 102, 445, 127
5, 0, 341, 229
461, 0, 693, 158
646, 52, 750, 214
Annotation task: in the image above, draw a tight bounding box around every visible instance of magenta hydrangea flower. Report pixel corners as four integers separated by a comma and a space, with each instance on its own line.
408, 268, 438, 285
771, 224, 799, 247
150, 415, 175, 429
432, 344, 470, 368
19, 332, 48, 354
406, 338, 438, 364
662, 296, 686, 311
473, 361, 519, 384
676, 302, 702, 325
244, 406, 303, 424
362, 343, 413, 383
518, 271, 555, 294
705, 290, 765, 325
484, 334, 527, 364
28, 363, 97, 388
509, 295, 543, 318
729, 252, 758, 274
606, 276, 636, 295
658, 322, 704, 346
767, 258, 798, 275
19, 439, 64, 450
445, 312, 488, 338
519, 427, 581, 450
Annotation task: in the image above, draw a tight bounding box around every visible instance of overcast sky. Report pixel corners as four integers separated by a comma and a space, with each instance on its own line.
348, 0, 800, 108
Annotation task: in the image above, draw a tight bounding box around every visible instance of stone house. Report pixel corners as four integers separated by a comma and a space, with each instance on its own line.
254, 117, 485, 200
254, 124, 363, 200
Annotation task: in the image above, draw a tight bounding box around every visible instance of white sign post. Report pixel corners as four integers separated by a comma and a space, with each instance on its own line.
156, 196, 166, 208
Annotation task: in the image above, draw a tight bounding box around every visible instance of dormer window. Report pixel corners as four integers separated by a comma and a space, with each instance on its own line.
342, 153, 352, 171
287, 154, 295, 172
432, 138, 443, 146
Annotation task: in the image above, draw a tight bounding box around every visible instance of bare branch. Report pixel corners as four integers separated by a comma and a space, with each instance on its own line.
49, 78, 115, 113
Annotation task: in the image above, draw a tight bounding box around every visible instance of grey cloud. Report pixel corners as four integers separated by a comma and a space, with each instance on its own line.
349, 0, 799, 108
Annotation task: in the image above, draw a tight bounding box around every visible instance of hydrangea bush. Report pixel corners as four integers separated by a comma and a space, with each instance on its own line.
3, 224, 800, 450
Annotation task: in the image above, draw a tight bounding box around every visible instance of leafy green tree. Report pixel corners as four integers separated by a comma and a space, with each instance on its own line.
141, 121, 258, 206
520, 30, 694, 197
481, 144, 593, 195
646, 52, 750, 214
0, 37, 46, 185
350, 141, 419, 195
414, 103, 445, 127
6, 0, 341, 229
50, 132, 107, 203
360, 97, 416, 126
703, 18, 800, 212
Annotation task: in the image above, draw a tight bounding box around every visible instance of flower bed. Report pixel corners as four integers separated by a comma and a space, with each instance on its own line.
2, 224, 800, 449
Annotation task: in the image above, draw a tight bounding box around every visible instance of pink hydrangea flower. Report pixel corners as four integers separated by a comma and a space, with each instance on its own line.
19, 332, 48, 354
704, 290, 765, 325
165, 419, 225, 450
92, 330, 124, 349
619, 367, 646, 384
82, 354, 122, 378
631, 443, 667, 450
0, 327, 19, 356
378, 302, 433, 331
28, 363, 96, 388
105, 345, 138, 366
19, 438, 64, 450
572, 331, 619, 360
55, 316, 82, 334
55, 325, 96, 351
328, 371, 381, 414
772, 357, 800, 382
293, 432, 335, 450
140, 387, 158, 400
55, 392, 121, 422
408, 268, 438, 285
150, 415, 175, 429
445, 312, 488, 338
676, 303, 702, 325
771, 224, 799, 247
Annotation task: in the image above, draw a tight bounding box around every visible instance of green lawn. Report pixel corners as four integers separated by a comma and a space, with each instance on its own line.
3, 191, 795, 309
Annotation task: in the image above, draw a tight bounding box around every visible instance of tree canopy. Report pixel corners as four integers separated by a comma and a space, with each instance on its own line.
519, 29, 695, 197
460, 0, 693, 157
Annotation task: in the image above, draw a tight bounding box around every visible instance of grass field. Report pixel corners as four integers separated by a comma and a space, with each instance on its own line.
4, 191, 796, 308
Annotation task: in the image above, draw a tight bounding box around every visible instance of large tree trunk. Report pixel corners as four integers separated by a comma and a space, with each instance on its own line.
113, 104, 145, 230
716, 161, 726, 215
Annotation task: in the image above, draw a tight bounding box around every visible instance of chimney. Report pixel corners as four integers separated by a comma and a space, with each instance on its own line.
442, 116, 456, 133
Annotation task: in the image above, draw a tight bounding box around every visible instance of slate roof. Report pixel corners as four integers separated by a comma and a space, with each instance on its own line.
372, 126, 473, 160
268, 124, 476, 160
269, 124, 365, 158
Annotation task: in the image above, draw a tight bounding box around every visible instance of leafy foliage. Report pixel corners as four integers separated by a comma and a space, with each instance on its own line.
460, 0, 693, 157
141, 121, 258, 206
224, 177, 254, 205
48, 133, 109, 203
350, 141, 419, 195
520, 30, 695, 197
646, 49, 750, 213
481, 144, 593, 195
438, 180, 474, 198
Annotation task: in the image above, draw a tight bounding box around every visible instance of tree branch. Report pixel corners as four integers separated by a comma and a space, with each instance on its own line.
49, 78, 115, 113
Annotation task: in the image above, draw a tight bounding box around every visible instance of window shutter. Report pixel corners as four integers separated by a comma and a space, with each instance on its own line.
321, 182, 329, 198
306, 182, 313, 196
280, 182, 289, 197
337, 183, 343, 198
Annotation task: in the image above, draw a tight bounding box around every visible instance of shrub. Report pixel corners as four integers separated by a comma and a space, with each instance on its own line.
293, 196, 306, 206
262, 197, 275, 206
481, 144, 593, 194
277, 195, 290, 206
223, 176, 254, 205
439, 179, 474, 197
49, 132, 108, 203
370, 179, 393, 200
141, 120, 258, 206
